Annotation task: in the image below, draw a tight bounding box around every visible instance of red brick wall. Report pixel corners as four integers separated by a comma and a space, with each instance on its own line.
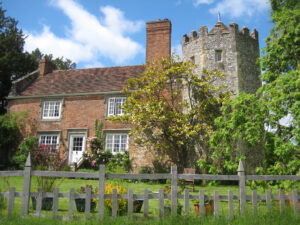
7, 95, 154, 172
146, 19, 171, 63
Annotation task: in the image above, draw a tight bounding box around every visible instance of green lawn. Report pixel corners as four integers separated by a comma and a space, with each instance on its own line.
1, 209, 299, 225
0, 176, 295, 218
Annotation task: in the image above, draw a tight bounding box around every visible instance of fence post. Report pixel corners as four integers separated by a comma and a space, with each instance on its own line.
171, 166, 178, 216
238, 159, 246, 215
8, 187, 15, 216
159, 188, 164, 218
144, 189, 149, 218
292, 189, 298, 216
85, 187, 91, 218
184, 189, 190, 216
228, 190, 233, 219
98, 164, 105, 220
214, 190, 219, 218
53, 188, 59, 218
199, 190, 205, 217
266, 189, 271, 213
21, 153, 32, 216
128, 189, 133, 217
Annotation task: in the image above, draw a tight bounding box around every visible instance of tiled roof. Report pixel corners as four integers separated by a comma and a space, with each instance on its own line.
19, 65, 145, 96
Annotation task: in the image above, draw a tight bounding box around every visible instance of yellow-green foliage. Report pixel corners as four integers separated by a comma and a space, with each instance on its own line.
104, 183, 128, 214
111, 55, 229, 171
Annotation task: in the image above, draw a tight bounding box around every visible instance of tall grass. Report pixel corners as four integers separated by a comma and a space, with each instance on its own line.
0, 177, 9, 210
1, 209, 299, 225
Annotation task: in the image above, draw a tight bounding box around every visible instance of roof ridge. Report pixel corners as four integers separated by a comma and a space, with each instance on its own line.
54, 64, 145, 72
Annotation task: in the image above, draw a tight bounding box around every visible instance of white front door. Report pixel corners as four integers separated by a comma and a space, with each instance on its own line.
68, 134, 85, 165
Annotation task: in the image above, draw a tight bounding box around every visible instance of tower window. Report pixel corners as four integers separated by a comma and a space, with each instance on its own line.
216, 50, 222, 62
190, 56, 195, 63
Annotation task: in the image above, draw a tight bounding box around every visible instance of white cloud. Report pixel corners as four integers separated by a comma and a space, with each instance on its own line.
84, 61, 104, 69
209, 0, 269, 18
24, 0, 144, 67
193, 0, 214, 7
25, 26, 92, 62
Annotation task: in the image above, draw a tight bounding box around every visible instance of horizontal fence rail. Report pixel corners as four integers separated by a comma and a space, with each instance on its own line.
0, 155, 299, 220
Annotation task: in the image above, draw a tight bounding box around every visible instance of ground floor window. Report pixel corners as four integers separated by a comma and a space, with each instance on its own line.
38, 133, 59, 150
105, 133, 128, 154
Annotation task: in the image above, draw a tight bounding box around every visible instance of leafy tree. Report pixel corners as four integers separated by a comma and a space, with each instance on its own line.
0, 5, 35, 114
205, 93, 268, 174
261, 0, 299, 82
259, 0, 300, 175
0, 5, 76, 114
0, 112, 26, 169
29, 48, 76, 70
205, 0, 299, 177
112, 56, 229, 172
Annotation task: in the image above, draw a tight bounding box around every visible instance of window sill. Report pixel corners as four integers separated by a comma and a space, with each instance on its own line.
40, 118, 62, 122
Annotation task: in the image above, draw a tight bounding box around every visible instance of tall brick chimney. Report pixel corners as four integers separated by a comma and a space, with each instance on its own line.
39, 57, 56, 76
146, 19, 171, 63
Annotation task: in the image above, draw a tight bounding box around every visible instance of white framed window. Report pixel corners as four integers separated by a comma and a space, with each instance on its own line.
105, 133, 128, 154
107, 97, 126, 116
38, 134, 59, 150
42, 100, 62, 119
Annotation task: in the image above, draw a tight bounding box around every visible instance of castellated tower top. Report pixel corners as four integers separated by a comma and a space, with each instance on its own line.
182, 22, 258, 44
182, 21, 261, 95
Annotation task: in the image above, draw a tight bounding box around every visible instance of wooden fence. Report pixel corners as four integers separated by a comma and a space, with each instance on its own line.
0, 154, 299, 220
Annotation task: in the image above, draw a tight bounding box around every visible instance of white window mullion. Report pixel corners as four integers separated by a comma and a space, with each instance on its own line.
38, 134, 59, 150
107, 97, 126, 116
105, 133, 128, 154
42, 100, 62, 119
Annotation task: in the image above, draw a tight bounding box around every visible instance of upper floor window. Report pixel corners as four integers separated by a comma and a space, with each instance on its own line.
216, 50, 222, 62
42, 100, 62, 119
107, 97, 126, 116
105, 133, 128, 154
38, 133, 59, 150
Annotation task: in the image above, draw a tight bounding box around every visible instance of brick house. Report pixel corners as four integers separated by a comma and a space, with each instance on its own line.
7, 18, 261, 172
7, 19, 172, 172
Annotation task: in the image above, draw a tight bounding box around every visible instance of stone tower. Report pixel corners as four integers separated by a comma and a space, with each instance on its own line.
182, 21, 261, 95
182, 21, 263, 173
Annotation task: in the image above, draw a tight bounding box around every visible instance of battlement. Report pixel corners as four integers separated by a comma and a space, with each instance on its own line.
182, 22, 258, 44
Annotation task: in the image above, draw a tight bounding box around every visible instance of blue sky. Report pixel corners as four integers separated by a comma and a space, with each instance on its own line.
3, 0, 272, 69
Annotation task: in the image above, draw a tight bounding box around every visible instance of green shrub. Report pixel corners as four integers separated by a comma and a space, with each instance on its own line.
0, 112, 26, 169
152, 159, 169, 184
14, 136, 38, 169
139, 166, 152, 183
107, 152, 132, 173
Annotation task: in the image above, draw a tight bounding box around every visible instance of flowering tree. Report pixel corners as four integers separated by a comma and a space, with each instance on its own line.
111, 55, 229, 172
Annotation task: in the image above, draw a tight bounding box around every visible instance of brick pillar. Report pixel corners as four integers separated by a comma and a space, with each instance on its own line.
146, 19, 171, 63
